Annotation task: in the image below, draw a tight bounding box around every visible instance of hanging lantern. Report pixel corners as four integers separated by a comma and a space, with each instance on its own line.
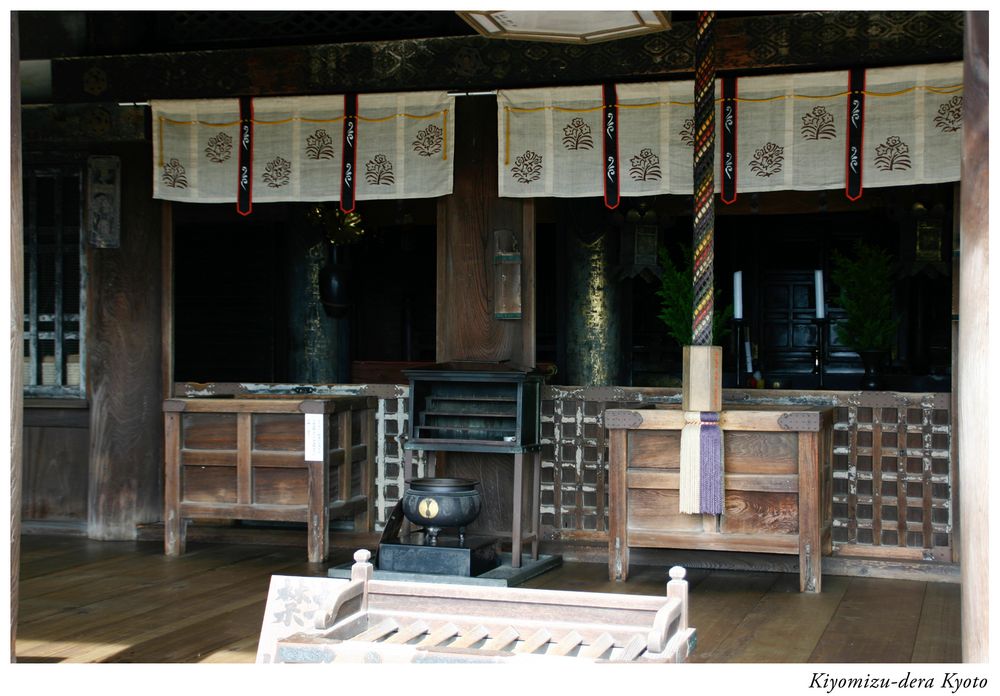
494, 228, 522, 320
318, 244, 350, 318
306, 204, 365, 318
618, 202, 661, 281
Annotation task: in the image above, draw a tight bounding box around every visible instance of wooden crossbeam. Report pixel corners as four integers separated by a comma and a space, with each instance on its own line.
43, 12, 961, 104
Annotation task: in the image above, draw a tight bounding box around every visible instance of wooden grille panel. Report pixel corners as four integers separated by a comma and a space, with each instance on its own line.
177, 383, 952, 562
830, 396, 952, 559
367, 387, 953, 560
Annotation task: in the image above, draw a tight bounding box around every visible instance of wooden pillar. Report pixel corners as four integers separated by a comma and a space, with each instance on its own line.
434, 95, 535, 539
87, 143, 164, 539
958, 10, 988, 663
562, 200, 622, 386
288, 227, 344, 383
436, 95, 534, 367
10, 10, 24, 663
161, 202, 174, 399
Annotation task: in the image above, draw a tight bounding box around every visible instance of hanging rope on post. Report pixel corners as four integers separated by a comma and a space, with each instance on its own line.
680, 10, 724, 516
692, 10, 716, 346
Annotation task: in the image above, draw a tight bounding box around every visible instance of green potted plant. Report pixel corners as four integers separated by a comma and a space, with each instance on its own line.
830, 240, 899, 389
656, 245, 732, 347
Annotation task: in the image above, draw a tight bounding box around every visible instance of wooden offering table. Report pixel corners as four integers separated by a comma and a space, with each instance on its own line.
163, 395, 376, 563
606, 405, 834, 592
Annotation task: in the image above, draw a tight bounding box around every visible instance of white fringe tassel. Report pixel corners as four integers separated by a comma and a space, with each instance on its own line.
679, 411, 702, 514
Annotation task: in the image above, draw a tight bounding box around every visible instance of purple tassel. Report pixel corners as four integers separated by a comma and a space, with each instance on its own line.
699, 412, 724, 514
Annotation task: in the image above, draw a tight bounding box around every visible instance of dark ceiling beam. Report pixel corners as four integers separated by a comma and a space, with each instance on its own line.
21, 104, 147, 142
45, 11, 962, 103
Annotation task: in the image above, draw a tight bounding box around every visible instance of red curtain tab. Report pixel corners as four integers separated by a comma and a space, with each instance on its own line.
720, 76, 738, 205
845, 68, 866, 201
602, 83, 620, 210
340, 93, 358, 213
236, 96, 253, 216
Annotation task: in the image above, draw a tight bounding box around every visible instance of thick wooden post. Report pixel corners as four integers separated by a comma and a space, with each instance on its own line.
10, 10, 24, 663
958, 10, 989, 663
87, 143, 164, 539
798, 431, 822, 593
563, 205, 622, 386
434, 95, 536, 542
608, 428, 629, 581
436, 95, 534, 366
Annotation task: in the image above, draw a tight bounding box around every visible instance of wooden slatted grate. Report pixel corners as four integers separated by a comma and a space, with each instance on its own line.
334, 619, 634, 660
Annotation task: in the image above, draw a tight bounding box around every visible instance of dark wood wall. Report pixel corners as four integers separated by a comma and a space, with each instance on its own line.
85, 142, 164, 539
22, 406, 89, 521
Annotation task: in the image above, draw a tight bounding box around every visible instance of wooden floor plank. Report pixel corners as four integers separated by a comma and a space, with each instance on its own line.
808, 577, 927, 663
13, 536, 961, 664
707, 573, 850, 662
20, 582, 279, 660
17, 551, 313, 648
17, 545, 285, 627
196, 635, 261, 663
18, 536, 130, 576
520, 559, 711, 596
911, 581, 962, 663
18, 545, 167, 596
16, 544, 351, 663
682, 570, 781, 662
18, 543, 262, 601
99, 598, 277, 663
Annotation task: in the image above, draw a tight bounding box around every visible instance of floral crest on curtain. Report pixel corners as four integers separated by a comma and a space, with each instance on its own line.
152, 91, 455, 206
497, 62, 962, 200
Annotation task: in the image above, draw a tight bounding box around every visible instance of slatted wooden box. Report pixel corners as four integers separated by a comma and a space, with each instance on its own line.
404, 361, 541, 454
163, 396, 376, 562
606, 405, 834, 592
257, 549, 696, 663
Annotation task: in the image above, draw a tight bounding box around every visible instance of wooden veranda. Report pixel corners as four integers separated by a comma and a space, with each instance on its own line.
16, 535, 960, 664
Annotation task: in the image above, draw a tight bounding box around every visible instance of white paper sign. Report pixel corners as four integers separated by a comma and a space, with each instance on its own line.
304, 414, 324, 461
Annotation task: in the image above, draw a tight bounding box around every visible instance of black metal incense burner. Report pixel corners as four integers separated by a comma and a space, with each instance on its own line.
401, 477, 482, 545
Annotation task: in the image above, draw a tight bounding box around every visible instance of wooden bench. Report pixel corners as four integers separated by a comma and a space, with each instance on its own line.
163, 396, 376, 562
606, 405, 834, 592
256, 549, 696, 663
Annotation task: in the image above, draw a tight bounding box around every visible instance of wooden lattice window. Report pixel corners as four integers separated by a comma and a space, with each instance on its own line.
830, 397, 952, 561
539, 394, 647, 541
23, 164, 86, 397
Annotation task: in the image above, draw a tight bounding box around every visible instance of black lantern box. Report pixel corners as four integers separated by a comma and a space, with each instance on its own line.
364, 360, 549, 581
403, 361, 542, 455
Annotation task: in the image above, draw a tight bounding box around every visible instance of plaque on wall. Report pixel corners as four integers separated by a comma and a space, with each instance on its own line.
87, 155, 121, 248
